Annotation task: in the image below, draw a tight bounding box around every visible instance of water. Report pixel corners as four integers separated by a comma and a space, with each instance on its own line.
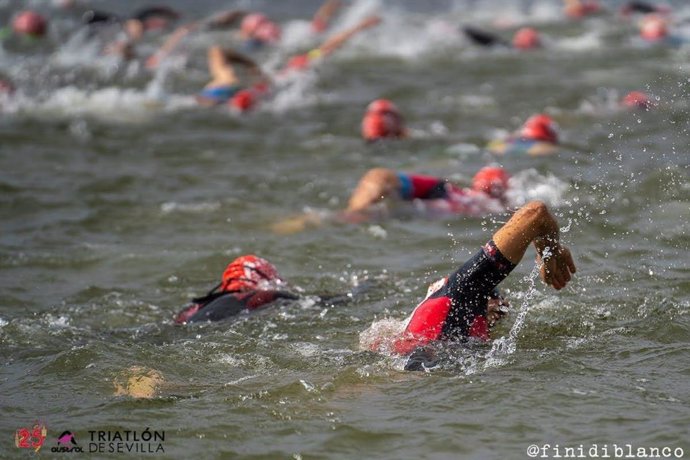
1, 0, 689, 458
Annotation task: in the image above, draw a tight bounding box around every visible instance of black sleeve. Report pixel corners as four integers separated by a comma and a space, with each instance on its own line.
442, 240, 516, 336
186, 293, 246, 323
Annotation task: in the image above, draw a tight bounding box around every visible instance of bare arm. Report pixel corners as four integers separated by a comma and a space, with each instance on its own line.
318, 15, 381, 57
345, 168, 401, 213
493, 201, 576, 290
146, 23, 198, 69
204, 10, 247, 29
207, 46, 239, 85
312, 0, 342, 31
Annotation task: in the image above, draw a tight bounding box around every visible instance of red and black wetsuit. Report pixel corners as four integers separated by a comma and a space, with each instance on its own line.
393, 240, 515, 369
397, 173, 504, 216
174, 289, 298, 324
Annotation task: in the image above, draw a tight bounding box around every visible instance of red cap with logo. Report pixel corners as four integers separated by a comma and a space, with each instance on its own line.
221, 255, 282, 292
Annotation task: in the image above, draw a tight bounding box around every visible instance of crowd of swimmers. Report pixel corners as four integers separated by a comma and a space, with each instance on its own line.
1, 1, 682, 393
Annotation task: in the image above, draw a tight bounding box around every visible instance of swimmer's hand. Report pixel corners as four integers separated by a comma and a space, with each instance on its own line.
113, 366, 164, 399
271, 212, 323, 235
536, 243, 576, 290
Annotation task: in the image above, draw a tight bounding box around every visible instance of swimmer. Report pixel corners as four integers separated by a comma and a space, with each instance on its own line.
196, 46, 269, 108
273, 166, 510, 234
620, 1, 671, 18
281, 15, 381, 74
563, 0, 603, 19
240, 13, 281, 51
622, 91, 653, 110
487, 113, 560, 157
462, 26, 542, 50
8, 10, 48, 39
145, 10, 249, 69
368, 200, 576, 370
93, 6, 179, 60
361, 99, 407, 142
175, 255, 365, 324
636, 14, 684, 46
175, 255, 295, 324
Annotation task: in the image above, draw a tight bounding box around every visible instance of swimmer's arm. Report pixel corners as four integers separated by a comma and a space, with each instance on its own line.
492, 201, 576, 290
312, 0, 342, 31
207, 46, 240, 85
317, 15, 381, 57
146, 23, 198, 69
204, 10, 247, 29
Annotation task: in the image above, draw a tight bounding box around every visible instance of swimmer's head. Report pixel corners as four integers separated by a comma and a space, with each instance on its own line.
472, 166, 510, 199
241, 13, 268, 37
230, 89, 256, 112
221, 255, 282, 292
639, 14, 668, 41
519, 114, 559, 143
0, 79, 14, 95
12, 10, 48, 38
254, 21, 281, 44
366, 98, 399, 115
622, 91, 652, 110
361, 99, 404, 142
512, 27, 541, 50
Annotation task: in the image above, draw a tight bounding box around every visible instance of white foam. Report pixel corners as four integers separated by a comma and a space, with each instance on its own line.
160, 201, 221, 215
506, 168, 570, 208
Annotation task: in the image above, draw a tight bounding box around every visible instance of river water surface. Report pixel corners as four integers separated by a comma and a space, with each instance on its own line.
1, 0, 689, 459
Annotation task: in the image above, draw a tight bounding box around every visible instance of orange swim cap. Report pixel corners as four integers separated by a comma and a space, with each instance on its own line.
622, 91, 651, 110
512, 27, 541, 50
13, 10, 48, 37
472, 167, 510, 199
640, 14, 668, 41
221, 255, 282, 292
520, 114, 558, 144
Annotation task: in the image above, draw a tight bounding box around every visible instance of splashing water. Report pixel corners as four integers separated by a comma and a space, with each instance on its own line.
467, 262, 543, 375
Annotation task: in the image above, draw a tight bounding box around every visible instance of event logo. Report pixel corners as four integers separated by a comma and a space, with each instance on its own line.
52, 430, 84, 453
88, 429, 166, 454
14, 423, 47, 453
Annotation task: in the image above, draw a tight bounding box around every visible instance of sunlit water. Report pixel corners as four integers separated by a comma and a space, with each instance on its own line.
1, 0, 688, 458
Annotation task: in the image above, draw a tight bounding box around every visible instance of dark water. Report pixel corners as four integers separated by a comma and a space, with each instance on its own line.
1, 0, 689, 458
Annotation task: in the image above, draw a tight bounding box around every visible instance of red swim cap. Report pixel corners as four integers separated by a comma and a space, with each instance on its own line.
254, 21, 281, 43
565, 1, 601, 18
472, 167, 510, 199
286, 54, 310, 71
241, 13, 268, 37
230, 89, 256, 112
361, 112, 403, 141
0, 79, 14, 95
512, 27, 541, 50
640, 14, 668, 41
12, 11, 48, 37
520, 114, 558, 143
622, 91, 651, 110
366, 98, 399, 115
221, 255, 281, 292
